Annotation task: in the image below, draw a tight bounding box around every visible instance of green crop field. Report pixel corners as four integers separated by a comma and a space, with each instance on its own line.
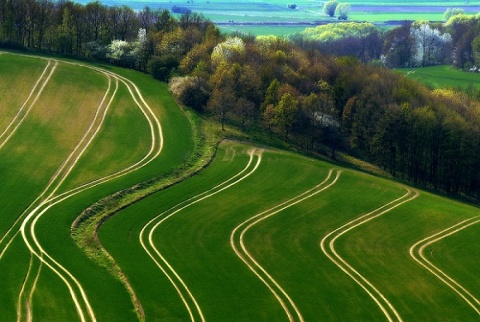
398, 65, 480, 92
0, 52, 479, 321
76, 0, 480, 36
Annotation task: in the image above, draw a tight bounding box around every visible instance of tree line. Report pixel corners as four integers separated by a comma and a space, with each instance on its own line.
1, 1, 479, 203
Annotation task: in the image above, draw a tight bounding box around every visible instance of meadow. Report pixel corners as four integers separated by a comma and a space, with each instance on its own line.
1, 52, 478, 321
398, 65, 480, 92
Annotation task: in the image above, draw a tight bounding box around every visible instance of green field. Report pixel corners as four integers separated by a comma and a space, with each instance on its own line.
72, 0, 480, 36
0, 52, 479, 321
398, 65, 480, 92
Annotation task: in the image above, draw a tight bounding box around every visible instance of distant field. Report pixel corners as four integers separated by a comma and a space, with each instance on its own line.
75, 0, 480, 35
398, 65, 480, 91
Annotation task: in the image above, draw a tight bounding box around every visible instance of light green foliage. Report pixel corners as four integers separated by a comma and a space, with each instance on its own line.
335, 3, 352, 20
275, 93, 299, 139
445, 13, 476, 27
255, 35, 285, 54
302, 22, 378, 42
472, 35, 480, 66
443, 8, 464, 22
323, 0, 339, 17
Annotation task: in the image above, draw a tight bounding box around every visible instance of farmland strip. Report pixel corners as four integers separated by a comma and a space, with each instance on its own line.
18, 69, 117, 322
230, 169, 341, 322
320, 188, 419, 322
0, 60, 57, 150
0, 53, 163, 322
0, 54, 164, 322
139, 149, 263, 322
409, 216, 480, 315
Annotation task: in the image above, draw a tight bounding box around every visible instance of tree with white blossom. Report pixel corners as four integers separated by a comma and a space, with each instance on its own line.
411, 22, 452, 66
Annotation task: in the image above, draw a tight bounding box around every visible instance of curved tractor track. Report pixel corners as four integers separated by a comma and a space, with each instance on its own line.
139, 149, 263, 322
320, 188, 419, 322
230, 169, 341, 322
0, 59, 57, 150
0, 54, 164, 322
410, 216, 480, 315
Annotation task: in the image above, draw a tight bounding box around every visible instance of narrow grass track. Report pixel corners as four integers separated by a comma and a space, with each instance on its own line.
230, 169, 341, 322
0, 53, 164, 322
320, 188, 419, 322
139, 149, 263, 322
410, 216, 480, 315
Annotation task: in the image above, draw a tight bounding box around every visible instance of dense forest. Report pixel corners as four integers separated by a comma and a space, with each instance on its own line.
1, 0, 479, 203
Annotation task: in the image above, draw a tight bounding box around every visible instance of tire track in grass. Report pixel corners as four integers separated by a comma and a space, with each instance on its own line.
0, 59, 57, 150
16, 68, 117, 322
230, 169, 341, 322
0, 70, 115, 259
320, 188, 419, 322
139, 149, 263, 322
409, 216, 480, 315
18, 61, 164, 322
19, 59, 164, 321
0, 54, 162, 322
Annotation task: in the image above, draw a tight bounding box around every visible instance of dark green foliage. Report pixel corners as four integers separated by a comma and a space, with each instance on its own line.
148, 55, 179, 82
180, 78, 210, 112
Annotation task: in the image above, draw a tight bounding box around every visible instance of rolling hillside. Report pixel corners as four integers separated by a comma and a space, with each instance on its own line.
0, 52, 479, 321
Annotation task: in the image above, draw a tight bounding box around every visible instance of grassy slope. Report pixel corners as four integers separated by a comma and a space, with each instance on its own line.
0, 55, 47, 131
100, 138, 480, 321
32, 63, 196, 320
398, 65, 480, 91
0, 55, 109, 320
0, 53, 195, 320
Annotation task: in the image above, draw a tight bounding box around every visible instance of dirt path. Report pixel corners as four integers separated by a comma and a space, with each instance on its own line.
139, 149, 262, 322
230, 169, 341, 322
409, 216, 480, 315
0, 59, 57, 150
320, 188, 419, 322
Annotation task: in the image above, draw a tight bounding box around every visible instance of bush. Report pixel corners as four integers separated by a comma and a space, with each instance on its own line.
148, 55, 179, 82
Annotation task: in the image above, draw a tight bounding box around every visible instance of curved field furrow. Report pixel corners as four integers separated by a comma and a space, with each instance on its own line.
230, 169, 341, 322
18, 61, 163, 321
0, 54, 164, 322
139, 149, 263, 322
320, 188, 419, 322
0, 60, 57, 150
17, 64, 116, 322
410, 216, 480, 315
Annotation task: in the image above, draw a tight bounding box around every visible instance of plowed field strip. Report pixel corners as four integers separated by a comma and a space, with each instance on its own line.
230, 169, 341, 322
